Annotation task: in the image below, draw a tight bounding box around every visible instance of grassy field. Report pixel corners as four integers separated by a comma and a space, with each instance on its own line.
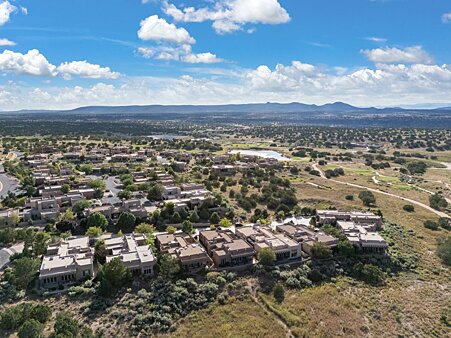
166, 296, 288, 338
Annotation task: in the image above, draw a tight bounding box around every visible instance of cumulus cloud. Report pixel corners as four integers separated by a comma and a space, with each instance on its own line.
245, 60, 451, 105
137, 15, 195, 44
0, 49, 120, 79
0, 38, 15, 46
138, 44, 222, 64
182, 52, 222, 64
136, 15, 223, 63
0, 0, 16, 26
442, 12, 451, 23
162, 0, 290, 34
57, 61, 121, 80
0, 49, 57, 76
361, 46, 433, 64
4, 58, 451, 110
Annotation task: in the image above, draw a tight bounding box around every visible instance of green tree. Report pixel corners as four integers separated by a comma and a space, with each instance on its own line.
59, 208, 75, 223
117, 190, 131, 200
429, 194, 448, 211
258, 247, 276, 266
85, 226, 103, 237
358, 191, 376, 207
171, 212, 182, 224
97, 258, 132, 297
354, 263, 385, 285
436, 236, 451, 266
337, 240, 355, 256
94, 239, 108, 264
182, 220, 194, 234
311, 242, 332, 260
147, 184, 164, 201
79, 164, 93, 175
73, 200, 91, 216
30, 304, 52, 324
11, 257, 40, 289
158, 254, 181, 278
88, 179, 106, 190
86, 212, 108, 231
210, 212, 221, 224
406, 160, 427, 175
273, 283, 285, 303
61, 184, 70, 194
166, 225, 177, 234
438, 217, 451, 231
189, 210, 200, 223
424, 220, 439, 231
403, 204, 415, 212
54, 312, 80, 337
18, 319, 44, 338
135, 223, 156, 236
117, 212, 136, 228
218, 218, 233, 228
199, 208, 210, 220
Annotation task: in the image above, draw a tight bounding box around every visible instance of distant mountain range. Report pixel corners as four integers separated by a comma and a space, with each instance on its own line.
4, 101, 451, 115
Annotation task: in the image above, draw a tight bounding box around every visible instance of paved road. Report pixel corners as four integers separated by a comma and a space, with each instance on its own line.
0, 163, 18, 199
0, 243, 24, 270
312, 163, 450, 219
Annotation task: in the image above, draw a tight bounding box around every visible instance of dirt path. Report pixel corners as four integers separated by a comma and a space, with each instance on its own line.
246, 280, 295, 338
312, 163, 450, 219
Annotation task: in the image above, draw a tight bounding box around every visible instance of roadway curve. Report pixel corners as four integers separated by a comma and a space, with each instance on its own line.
312, 163, 450, 219
0, 163, 18, 199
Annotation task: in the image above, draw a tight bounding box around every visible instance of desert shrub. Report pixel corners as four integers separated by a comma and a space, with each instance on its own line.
116, 276, 228, 334
354, 263, 385, 285
403, 204, 415, 212
279, 265, 313, 289
436, 236, 451, 266
424, 220, 439, 231
273, 283, 285, 303
0, 303, 52, 330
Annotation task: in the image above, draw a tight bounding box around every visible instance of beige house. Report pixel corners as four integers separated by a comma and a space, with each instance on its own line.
276, 224, 339, 255
236, 226, 302, 262
104, 233, 156, 276
337, 221, 388, 254
156, 232, 211, 272
39, 236, 94, 289
199, 229, 254, 268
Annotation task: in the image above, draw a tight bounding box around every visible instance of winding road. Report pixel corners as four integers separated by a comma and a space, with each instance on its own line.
0, 163, 19, 199
312, 163, 450, 219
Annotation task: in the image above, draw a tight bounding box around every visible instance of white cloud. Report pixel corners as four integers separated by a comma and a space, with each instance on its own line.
442, 12, 451, 23
0, 49, 120, 79
0, 49, 57, 76
244, 60, 451, 105
4, 58, 451, 110
364, 37, 387, 43
138, 44, 222, 64
137, 15, 195, 44
57, 61, 121, 80
20, 6, 27, 15
182, 52, 222, 64
0, 38, 15, 46
163, 0, 290, 34
361, 46, 433, 64
0, 0, 16, 26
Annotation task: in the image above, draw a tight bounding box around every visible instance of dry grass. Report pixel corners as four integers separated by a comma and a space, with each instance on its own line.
260, 285, 368, 338
165, 296, 288, 338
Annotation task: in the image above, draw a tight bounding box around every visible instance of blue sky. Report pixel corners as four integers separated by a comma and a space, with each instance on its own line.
0, 0, 451, 110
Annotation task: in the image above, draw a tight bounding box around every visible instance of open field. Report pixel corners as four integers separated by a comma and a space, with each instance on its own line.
166, 296, 288, 338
